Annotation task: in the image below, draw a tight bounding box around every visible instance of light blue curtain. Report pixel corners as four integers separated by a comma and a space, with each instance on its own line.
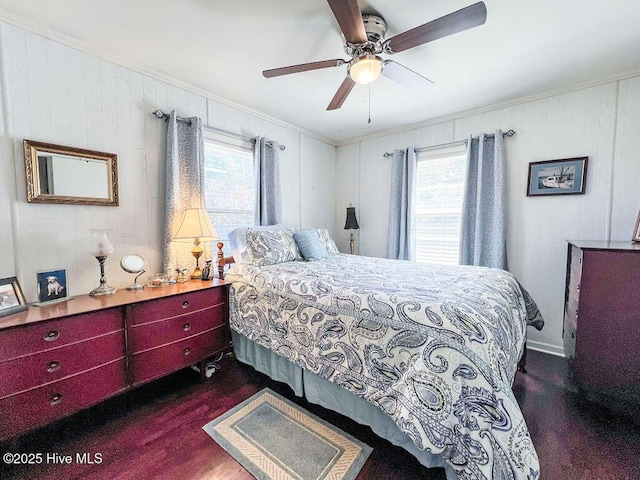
460, 130, 508, 270
254, 136, 282, 226
387, 148, 417, 260
163, 111, 206, 271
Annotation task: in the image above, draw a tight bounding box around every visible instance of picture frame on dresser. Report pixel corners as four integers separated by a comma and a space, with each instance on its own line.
527, 156, 588, 196
36, 268, 68, 304
0, 276, 28, 318
633, 210, 640, 242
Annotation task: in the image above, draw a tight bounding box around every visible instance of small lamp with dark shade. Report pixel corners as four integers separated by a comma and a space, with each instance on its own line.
344, 206, 360, 255
172, 207, 220, 279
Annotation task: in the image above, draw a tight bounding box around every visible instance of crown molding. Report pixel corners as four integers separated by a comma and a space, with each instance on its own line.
335, 68, 640, 147
0, 17, 339, 147
3, 14, 640, 149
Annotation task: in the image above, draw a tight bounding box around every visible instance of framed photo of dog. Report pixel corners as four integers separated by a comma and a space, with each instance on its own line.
36, 269, 68, 305
0, 277, 28, 318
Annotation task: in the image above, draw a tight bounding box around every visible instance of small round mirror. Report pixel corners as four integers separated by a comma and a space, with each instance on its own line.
120, 254, 146, 290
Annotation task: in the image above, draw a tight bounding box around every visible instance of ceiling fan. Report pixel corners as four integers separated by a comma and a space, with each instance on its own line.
263, 0, 487, 110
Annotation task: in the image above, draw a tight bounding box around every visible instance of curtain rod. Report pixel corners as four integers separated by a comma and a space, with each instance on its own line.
152, 109, 192, 126
382, 129, 516, 158
151, 109, 286, 151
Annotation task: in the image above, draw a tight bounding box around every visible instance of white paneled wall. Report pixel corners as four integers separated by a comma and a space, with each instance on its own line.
611, 76, 640, 237
335, 143, 360, 253
300, 136, 336, 230
0, 23, 336, 302
337, 81, 640, 356
0, 58, 16, 276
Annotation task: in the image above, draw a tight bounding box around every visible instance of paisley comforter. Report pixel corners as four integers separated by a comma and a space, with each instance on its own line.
227, 254, 544, 479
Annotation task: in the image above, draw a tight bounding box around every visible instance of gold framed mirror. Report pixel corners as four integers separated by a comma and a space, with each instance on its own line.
23, 139, 119, 206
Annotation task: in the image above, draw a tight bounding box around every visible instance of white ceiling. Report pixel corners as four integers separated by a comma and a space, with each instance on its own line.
1, 0, 640, 144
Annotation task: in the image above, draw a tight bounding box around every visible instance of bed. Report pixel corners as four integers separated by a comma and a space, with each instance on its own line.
217, 227, 544, 480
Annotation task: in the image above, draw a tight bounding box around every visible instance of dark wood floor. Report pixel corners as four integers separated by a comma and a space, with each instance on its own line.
1, 350, 639, 480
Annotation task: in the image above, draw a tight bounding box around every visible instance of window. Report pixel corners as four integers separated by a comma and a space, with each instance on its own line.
414, 145, 467, 265
203, 130, 254, 243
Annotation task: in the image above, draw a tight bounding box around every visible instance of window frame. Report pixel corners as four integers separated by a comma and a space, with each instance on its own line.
414, 143, 467, 266
202, 128, 254, 242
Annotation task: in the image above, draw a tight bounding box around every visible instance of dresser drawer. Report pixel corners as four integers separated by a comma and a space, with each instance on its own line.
0, 331, 125, 399
129, 289, 226, 326
129, 326, 228, 385
563, 311, 577, 358
567, 268, 581, 303
0, 359, 127, 440
566, 293, 579, 325
129, 303, 225, 353
570, 245, 583, 276
0, 308, 123, 361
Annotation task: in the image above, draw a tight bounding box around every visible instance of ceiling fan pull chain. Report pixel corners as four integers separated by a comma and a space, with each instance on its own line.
368, 83, 372, 124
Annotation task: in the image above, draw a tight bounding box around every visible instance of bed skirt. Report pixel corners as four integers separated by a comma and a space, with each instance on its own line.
231, 330, 457, 480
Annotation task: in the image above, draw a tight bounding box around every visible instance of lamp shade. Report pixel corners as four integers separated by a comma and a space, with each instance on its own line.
348, 55, 383, 85
344, 207, 360, 230
88, 228, 115, 256
172, 207, 220, 242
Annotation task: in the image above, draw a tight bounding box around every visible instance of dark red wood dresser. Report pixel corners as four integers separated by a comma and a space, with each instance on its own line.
563, 240, 640, 415
0, 281, 229, 441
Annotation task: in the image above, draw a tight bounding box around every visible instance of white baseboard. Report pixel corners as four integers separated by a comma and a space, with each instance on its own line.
527, 340, 565, 358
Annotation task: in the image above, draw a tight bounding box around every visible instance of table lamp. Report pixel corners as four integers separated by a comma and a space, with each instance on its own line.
172, 207, 220, 279
88, 228, 117, 296
344, 206, 360, 255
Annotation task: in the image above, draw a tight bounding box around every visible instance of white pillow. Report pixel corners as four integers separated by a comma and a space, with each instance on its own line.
228, 224, 285, 264
316, 228, 339, 254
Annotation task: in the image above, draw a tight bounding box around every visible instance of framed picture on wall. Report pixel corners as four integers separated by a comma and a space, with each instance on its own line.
36, 268, 69, 305
527, 157, 588, 196
0, 277, 28, 318
633, 210, 640, 243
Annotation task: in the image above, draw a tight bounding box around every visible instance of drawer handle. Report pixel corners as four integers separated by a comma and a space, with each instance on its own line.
47, 361, 61, 373
183, 323, 191, 331
182, 300, 190, 309
571, 332, 575, 339
44, 330, 59, 341
183, 347, 191, 356
50, 393, 63, 406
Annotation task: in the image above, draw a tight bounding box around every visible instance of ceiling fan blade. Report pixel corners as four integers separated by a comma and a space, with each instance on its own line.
384, 1, 487, 54
382, 60, 434, 92
326, 0, 367, 44
327, 76, 356, 110
263, 59, 345, 78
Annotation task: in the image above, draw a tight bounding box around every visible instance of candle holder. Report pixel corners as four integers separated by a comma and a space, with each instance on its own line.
89, 229, 117, 296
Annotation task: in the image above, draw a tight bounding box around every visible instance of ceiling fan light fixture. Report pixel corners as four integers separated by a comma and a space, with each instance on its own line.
263, 2, 488, 110
348, 55, 383, 85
